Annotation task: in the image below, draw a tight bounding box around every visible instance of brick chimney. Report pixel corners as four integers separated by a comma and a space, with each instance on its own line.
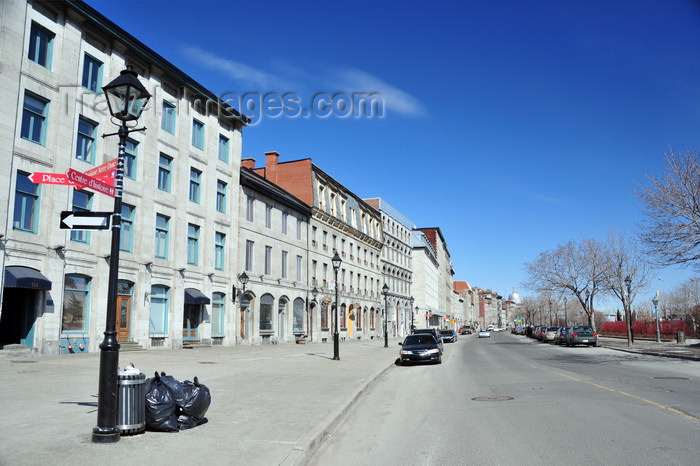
265, 151, 280, 183
241, 158, 256, 169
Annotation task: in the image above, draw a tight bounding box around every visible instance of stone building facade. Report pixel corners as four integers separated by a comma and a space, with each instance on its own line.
0, 0, 245, 353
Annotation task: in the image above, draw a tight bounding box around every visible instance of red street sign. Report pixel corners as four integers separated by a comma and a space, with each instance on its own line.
86, 158, 117, 178
28, 172, 78, 186
67, 169, 115, 197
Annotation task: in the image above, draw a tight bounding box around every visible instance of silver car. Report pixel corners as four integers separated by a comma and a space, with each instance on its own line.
542, 326, 559, 343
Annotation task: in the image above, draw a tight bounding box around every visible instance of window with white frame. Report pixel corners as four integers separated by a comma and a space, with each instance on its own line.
124, 139, 138, 179
265, 204, 272, 229
246, 196, 254, 222
281, 251, 288, 279
282, 213, 288, 235
158, 153, 172, 192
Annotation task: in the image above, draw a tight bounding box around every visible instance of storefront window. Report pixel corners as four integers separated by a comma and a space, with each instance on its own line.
62, 274, 90, 332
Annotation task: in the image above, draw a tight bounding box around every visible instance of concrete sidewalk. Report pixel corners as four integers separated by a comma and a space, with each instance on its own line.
0, 340, 397, 466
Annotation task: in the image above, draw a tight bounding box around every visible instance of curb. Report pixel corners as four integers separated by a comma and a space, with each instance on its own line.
601, 345, 700, 362
280, 360, 395, 466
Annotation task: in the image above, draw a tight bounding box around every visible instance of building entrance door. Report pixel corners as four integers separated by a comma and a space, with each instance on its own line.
183, 304, 199, 340
116, 296, 131, 341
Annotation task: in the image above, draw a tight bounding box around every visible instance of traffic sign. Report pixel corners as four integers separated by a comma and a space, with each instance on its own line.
60, 211, 111, 230
66, 169, 115, 197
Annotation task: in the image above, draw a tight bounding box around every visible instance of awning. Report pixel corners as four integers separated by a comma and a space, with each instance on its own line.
184, 288, 210, 305
4, 266, 52, 290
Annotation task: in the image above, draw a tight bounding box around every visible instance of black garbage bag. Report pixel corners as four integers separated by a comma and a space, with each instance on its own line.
158, 371, 185, 407
177, 376, 211, 430
144, 371, 178, 432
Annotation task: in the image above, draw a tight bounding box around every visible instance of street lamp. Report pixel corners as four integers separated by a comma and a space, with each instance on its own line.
653, 291, 660, 343
332, 253, 342, 360
93, 66, 150, 444
563, 296, 567, 327
239, 271, 249, 292
382, 283, 389, 347
624, 275, 633, 346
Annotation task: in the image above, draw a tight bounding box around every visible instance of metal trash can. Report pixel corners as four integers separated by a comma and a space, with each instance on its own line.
677, 332, 685, 344
117, 372, 146, 435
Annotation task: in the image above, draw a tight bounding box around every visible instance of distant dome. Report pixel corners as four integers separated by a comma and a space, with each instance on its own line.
508, 289, 522, 304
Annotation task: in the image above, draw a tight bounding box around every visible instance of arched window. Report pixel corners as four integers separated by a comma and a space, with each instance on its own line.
260, 293, 274, 332
212, 292, 225, 335
62, 274, 91, 333
293, 297, 304, 332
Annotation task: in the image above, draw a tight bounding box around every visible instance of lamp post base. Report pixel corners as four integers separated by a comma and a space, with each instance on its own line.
92, 427, 120, 443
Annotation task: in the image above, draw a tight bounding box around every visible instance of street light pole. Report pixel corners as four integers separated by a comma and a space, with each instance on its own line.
93, 66, 150, 443
653, 291, 660, 343
332, 253, 341, 360
624, 275, 633, 347
382, 284, 389, 347
409, 296, 414, 331
563, 296, 567, 327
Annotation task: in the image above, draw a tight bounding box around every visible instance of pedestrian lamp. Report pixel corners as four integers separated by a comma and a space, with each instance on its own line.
331, 253, 342, 360
653, 292, 660, 343
382, 283, 389, 347
93, 65, 150, 444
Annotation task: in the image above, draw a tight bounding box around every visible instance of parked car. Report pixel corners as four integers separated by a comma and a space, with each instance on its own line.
399, 334, 442, 365
440, 329, 458, 343
566, 325, 598, 347
554, 327, 569, 345
478, 328, 491, 338
534, 326, 546, 341
542, 326, 559, 343
412, 328, 444, 351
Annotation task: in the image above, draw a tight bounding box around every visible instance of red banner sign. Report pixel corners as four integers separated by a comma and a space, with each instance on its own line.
66, 169, 115, 197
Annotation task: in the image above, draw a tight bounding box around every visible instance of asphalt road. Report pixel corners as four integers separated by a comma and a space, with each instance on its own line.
308, 331, 700, 465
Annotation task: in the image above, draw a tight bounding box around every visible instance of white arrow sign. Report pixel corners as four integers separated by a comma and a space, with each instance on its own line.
60, 211, 111, 230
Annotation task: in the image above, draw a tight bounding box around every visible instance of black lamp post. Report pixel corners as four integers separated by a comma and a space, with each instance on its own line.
93, 65, 150, 443
310, 286, 318, 341
332, 253, 342, 360
624, 275, 633, 346
382, 283, 389, 347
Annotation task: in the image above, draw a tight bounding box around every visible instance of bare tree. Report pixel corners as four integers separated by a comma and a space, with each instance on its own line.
523, 239, 606, 331
636, 150, 700, 270
600, 229, 655, 345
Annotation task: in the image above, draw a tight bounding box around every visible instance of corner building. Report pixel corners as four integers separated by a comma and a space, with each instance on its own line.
0, 0, 246, 353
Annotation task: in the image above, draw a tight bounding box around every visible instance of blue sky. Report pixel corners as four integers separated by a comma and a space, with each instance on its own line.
86, 0, 700, 308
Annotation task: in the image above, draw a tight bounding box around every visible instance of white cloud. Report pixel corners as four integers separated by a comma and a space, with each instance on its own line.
328, 68, 426, 117
180, 45, 293, 89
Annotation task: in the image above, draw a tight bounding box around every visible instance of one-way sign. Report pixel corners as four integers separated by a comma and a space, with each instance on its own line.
60, 211, 112, 230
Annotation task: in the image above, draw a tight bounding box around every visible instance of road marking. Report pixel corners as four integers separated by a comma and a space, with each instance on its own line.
509, 353, 700, 421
